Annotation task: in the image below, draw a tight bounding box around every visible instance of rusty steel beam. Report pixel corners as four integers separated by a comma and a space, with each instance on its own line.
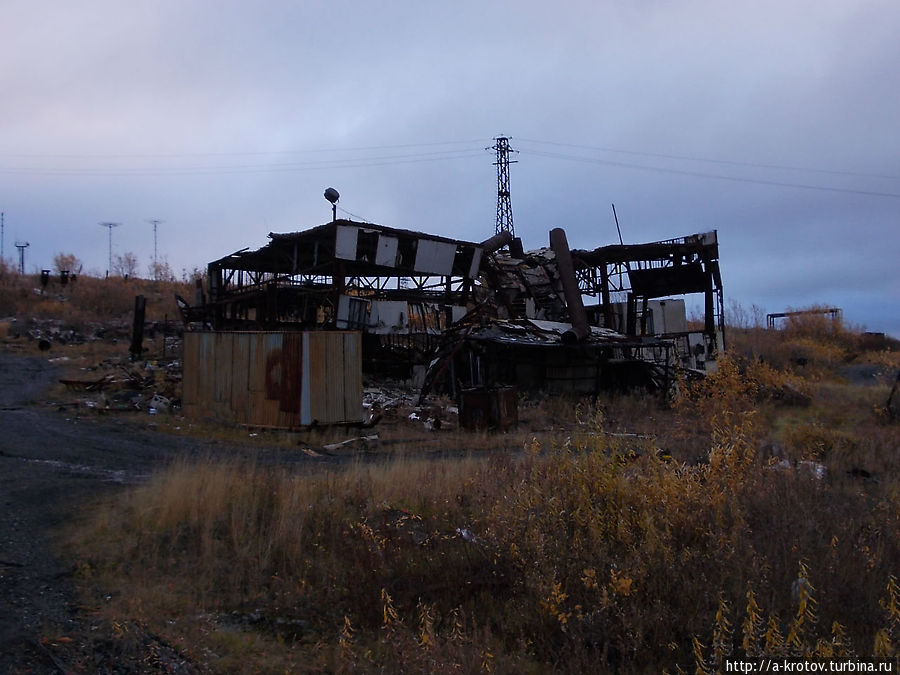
549, 228, 590, 345
479, 230, 513, 254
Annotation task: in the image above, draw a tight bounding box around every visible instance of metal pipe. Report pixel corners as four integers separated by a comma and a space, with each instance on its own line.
479, 230, 513, 254
549, 228, 590, 345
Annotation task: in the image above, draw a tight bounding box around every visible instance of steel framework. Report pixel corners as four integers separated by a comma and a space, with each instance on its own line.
492, 136, 516, 238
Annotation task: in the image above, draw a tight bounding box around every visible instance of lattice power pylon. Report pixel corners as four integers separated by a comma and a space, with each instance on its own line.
492, 136, 517, 238
99, 222, 121, 277
14, 241, 29, 274
147, 219, 165, 279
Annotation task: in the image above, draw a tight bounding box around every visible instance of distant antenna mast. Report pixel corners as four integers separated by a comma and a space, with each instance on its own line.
99, 222, 121, 277
147, 219, 164, 278
1, 212, 5, 263
14, 241, 29, 274
611, 203, 628, 294
491, 136, 517, 238
612, 203, 624, 245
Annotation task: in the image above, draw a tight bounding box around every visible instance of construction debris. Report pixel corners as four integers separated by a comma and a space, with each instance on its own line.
178, 219, 725, 428
322, 434, 379, 454
56, 354, 182, 414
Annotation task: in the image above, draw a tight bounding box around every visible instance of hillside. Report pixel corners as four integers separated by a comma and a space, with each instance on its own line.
1, 267, 898, 671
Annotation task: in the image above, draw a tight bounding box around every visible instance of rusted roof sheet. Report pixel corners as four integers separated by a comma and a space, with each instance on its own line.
463, 319, 663, 348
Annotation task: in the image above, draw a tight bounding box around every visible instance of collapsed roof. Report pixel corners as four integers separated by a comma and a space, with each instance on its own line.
189, 219, 724, 395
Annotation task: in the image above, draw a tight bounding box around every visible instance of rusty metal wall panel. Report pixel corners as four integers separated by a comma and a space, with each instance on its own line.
184, 332, 216, 419
280, 333, 303, 417
199, 332, 217, 417
182, 332, 201, 418
230, 333, 250, 425
304, 332, 362, 425
183, 331, 362, 428
327, 333, 345, 421
213, 332, 233, 404
264, 332, 286, 426
306, 332, 346, 423
343, 332, 362, 420
307, 333, 324, 424
247, 332, 281, 427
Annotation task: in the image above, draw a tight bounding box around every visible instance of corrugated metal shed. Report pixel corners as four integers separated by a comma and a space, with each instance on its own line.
183, 331, 363, 427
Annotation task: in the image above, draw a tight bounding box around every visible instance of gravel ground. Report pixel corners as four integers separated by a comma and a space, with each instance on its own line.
0, 352, 326, 673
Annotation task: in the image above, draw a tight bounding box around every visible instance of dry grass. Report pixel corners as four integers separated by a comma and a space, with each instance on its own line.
41, 299, 900, 671
0, 268, 192, 333
71, 400, 899, 670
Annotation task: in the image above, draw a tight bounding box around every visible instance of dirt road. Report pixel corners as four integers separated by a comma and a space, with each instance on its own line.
0, 352, 320, 673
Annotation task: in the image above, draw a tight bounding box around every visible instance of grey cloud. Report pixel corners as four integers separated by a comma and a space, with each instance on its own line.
1, 0, 898, 335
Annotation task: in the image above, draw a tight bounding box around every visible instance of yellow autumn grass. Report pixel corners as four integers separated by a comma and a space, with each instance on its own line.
72, 403, 898, 671
61, 305, 900, 671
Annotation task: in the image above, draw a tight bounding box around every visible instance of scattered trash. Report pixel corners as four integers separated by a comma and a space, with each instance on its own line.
148, 393, 171, 413
769, 459, 826, 480
60, 375, 114, 391
456, 527, 478, 544
322, 434, 379, 453
55, 350, 182, 416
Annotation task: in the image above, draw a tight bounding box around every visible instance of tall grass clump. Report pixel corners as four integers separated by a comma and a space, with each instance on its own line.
73, 403, 898, 671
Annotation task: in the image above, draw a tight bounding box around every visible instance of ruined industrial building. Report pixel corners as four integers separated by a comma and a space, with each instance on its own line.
180, 219, 724, 429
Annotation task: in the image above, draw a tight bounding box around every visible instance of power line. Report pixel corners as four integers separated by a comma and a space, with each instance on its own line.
0, 147, 488, 177
515, 137, 900, 182
2, 135, 894, 185
517, 147, 900, 199
1, 133, 897, 199
336, 206, 372, 223
0, 138, 489, 160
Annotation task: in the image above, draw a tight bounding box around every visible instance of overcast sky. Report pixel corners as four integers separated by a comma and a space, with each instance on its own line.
2, 1, 898, 336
